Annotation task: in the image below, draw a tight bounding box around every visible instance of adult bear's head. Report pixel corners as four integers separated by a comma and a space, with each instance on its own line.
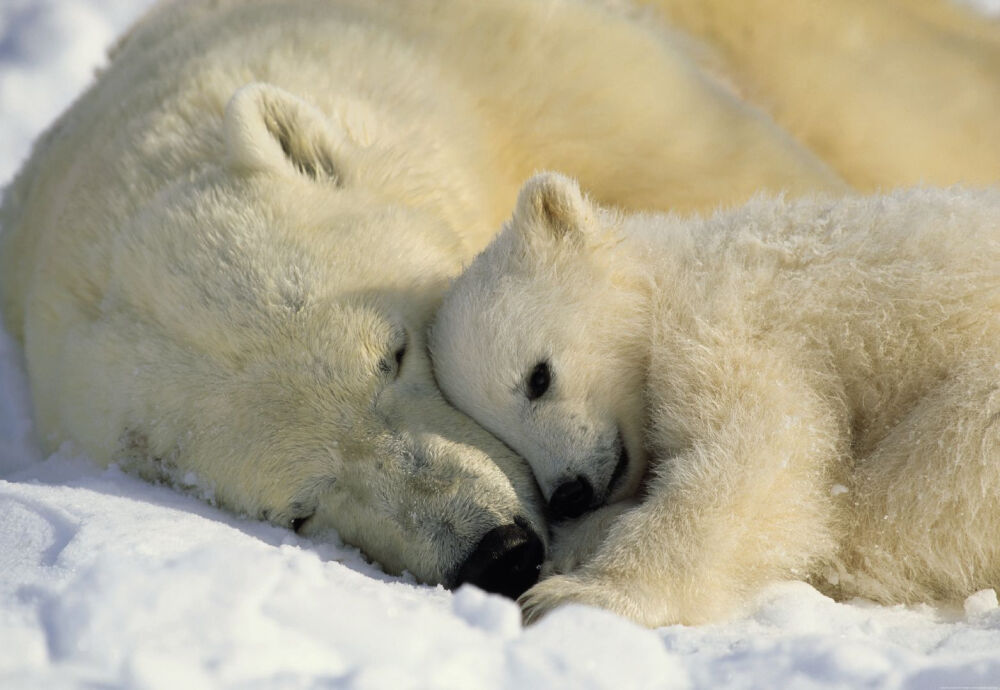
6, 82, 546, 596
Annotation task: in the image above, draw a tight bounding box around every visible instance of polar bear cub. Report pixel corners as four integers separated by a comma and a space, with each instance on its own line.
430, 173, 1000, 626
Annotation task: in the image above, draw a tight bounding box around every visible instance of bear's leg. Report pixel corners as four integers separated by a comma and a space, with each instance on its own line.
504, 36, 849, 214
426, 0, 846, 217
639, 0, 1000, 188
837, 359, 1000, 604
520, 346, 844, 627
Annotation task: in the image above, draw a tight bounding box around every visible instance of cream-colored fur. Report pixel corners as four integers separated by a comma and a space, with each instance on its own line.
640, 0, 1000, 189
0, 0, 846, 590
430, 173, 1000, 626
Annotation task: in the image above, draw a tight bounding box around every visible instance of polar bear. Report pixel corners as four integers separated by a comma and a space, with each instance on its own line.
429, 172, 1000, 625
0, 0, 843, 597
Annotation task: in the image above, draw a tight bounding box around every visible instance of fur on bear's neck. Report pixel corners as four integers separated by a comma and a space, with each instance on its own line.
606, 209, 696, 306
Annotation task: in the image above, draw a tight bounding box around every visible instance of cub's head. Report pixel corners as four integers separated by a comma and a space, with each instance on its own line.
430, 173, 651, 521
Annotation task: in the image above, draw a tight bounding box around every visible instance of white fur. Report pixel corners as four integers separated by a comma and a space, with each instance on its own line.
3, 0, 996, 592
0, 0, 850, 588
430, 172, 1000, 625
642, 0, 1000, 188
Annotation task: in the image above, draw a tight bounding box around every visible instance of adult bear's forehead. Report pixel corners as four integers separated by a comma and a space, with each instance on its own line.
154, 179, 458, 309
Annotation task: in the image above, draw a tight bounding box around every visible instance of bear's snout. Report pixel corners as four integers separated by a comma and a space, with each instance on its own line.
453, 518, 543, 599
548, 475, 594, 521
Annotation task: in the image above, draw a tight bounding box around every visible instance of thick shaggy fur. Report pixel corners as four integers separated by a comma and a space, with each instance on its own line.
641, 0, 1000, 189
0, 0, 847, 589
2, 0, 997, 593
430, 173, 1000, 626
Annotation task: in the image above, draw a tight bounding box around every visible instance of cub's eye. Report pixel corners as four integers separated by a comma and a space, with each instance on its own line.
291, 514, 313, 534
526, 361, 551, 401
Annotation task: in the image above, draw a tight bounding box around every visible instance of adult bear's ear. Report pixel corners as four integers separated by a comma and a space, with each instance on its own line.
512, 172, 595, 246
224, 82, 346, 184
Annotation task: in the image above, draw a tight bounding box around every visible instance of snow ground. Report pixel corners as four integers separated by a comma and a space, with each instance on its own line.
2, 2, 1000, 688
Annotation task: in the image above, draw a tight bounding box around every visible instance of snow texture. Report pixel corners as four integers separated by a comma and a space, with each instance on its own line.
2, 2, 1000, 688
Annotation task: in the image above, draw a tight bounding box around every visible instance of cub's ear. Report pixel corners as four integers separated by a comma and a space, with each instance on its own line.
224, 83, 345, 184
512, 172, 594, 245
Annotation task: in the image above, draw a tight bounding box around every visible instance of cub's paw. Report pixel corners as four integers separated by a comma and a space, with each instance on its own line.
541, 500, 638, 577
519, 573, 642, 624
519, 575, 592, 624
540, 546, 587, 578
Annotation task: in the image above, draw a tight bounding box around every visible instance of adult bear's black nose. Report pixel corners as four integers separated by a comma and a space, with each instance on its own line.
454, 518, 544, 599
548, 475, 593, 520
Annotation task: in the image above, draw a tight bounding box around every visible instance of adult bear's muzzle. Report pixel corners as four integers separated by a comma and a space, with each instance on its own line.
452, 517, 544, 599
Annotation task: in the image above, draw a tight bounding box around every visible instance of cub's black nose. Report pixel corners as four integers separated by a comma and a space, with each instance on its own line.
548, 476, 593, 520
454, 519, 544, 599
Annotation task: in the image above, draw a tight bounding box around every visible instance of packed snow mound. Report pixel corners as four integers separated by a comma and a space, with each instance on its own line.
3, 1, 1000, 688
1, 452, 691, 689
2, 446, 1000, 688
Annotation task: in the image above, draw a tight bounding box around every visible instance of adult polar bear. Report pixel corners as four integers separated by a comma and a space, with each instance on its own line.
0, 0, 840, 596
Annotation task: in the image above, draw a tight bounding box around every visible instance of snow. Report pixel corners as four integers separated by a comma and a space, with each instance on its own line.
2, 2, 1000, 688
